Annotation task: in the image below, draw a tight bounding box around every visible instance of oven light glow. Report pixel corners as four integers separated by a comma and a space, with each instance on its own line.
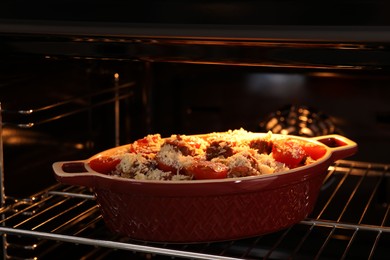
75, 143, 85, 149
280, 129, 289, 135
4, 136, 23, 145
299, 115, 308, 122
246, 73, 306, 97
310, 72, 340, 77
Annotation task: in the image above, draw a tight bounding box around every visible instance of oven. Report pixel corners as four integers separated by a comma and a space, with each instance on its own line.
0, 1, 390, 259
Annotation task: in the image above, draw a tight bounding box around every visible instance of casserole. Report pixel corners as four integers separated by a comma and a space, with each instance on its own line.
52, 133, 357, 243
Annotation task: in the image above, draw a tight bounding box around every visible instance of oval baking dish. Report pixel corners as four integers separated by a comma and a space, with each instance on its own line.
52, 133, 357, 243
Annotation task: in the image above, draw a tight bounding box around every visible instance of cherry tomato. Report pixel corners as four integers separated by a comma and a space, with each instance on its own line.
185, 161, 229, 180
272, 139, 306, 168
302, 143, 327, 160
89, 156, 121, 174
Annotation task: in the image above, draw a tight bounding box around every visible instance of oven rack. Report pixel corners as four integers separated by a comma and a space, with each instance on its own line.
0, 160, 389, 260
0, 76, 137, 199
0, 81, 134, 129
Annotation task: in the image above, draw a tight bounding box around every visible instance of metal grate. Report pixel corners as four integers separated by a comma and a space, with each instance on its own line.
0, 160, 389, 259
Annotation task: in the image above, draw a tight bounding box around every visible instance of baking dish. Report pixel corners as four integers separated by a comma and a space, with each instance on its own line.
52, 133, 357, 243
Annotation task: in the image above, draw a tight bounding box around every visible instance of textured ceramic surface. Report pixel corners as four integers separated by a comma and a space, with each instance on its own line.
53, 134, 357, 242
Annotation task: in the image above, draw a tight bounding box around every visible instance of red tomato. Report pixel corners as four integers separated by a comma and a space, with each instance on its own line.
156, 159, 178, 173
185, 161, 229, 180
272, 139, 306, 168
302, 143, 327, 160
272, 139, 327, 168
89, 156, 121, 174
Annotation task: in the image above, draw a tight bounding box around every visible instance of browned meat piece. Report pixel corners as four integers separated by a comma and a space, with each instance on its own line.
249, 139, 273, 154
206, 141, 234, 160
165, 135, 196, 156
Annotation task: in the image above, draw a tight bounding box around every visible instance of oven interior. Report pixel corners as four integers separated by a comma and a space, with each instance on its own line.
0, 34, 390, 259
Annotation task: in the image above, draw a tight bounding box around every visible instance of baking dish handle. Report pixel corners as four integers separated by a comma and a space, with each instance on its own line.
311, 134, 358, 161
52, 161, 97, 188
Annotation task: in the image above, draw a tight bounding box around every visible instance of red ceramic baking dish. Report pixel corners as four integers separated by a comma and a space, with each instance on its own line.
52, 133, 357, 243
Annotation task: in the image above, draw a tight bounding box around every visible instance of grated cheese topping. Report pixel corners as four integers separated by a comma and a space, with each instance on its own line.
106, 129, 319, 181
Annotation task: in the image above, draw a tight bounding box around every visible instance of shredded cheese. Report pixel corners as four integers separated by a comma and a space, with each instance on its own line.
109, 129, 300, 180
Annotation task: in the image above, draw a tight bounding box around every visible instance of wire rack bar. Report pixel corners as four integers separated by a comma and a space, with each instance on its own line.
0, 227, 241, 260
300, 219, 390, 233
1, 82, 135, 115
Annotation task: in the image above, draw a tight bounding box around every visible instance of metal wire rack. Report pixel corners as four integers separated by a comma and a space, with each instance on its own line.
0, 160, 388, 259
